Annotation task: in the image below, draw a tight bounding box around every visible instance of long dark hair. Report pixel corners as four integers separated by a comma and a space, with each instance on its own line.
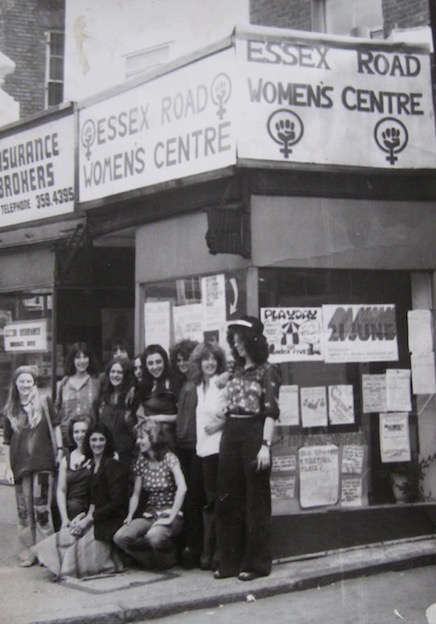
83, 422, 115, 462
227, 326, 269, 366
100, 358, 132, 405
64, 342, 98, 376
139, 344, 172, 397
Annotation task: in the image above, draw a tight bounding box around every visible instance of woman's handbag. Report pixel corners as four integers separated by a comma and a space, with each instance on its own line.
41, 394, 59, 461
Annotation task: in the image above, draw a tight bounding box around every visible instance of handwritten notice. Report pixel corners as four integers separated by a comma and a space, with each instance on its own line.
261, 307, 323, 363
299, 445, 339, 508
144, 301, 171, 352
201, 274, 226, 344
341, 478, 362, 508
386, 369, 412, 412
341, 445, 364, 474
379, 412, 411, 463
411, 352, 436, 394
173, 304, 204, 343
301, 387, 328, 428
407, 309, 433, 354
328, 385, 355, 425
278, 385, 300, 426
271, 475, 296, 500
362, 374, 387, 413
272, 454, 297, 472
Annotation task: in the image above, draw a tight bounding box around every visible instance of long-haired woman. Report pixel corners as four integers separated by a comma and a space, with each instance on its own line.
113, 419, 187, 570
34, 423, 127, 579
214, 316, 281, 582
55, 342, 100, 449
190, 342, 227, 570
98, 358, 135, 476
3, 366, 63, 567
134, 345, 178, 448
56, 417, 91, 529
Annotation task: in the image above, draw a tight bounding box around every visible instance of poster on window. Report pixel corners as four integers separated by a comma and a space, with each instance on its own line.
278, 385, 300, 426
299, 445, 339, 508
328, 385, 355, 425
411, 352, 436, 395
272, 454, 297, 472
341, 445, 364, 475
341, 478, 362, 508
322, 304, 398, 363
386, 369, 412, 412
173, 304, 204, 344
301, 386, 328, 428
201, 274, 226, 345
260, 307, 323, 363
144, 301, 171, 352
362, 374, 387, 413
379, 412, 411, 463
407, 309, 433, 354
271, 475, 296, 501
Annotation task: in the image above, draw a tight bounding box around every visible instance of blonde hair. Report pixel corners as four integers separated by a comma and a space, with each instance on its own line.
3, 366, 43, 432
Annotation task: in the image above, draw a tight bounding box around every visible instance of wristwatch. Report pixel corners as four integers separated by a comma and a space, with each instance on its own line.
262, 439, 272, 448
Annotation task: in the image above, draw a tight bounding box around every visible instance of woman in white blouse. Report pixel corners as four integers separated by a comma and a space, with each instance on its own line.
190, 342, 227, 570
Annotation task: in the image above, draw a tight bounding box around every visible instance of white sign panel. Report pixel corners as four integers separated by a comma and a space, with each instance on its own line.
323, 304, 399, 363
79, 49, 236, 202
236, 30, 436, 169
0, 115, 75, 227
4, 320, 48, 352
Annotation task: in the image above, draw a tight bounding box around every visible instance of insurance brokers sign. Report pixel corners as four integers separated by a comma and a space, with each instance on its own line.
0, 115, 75, 227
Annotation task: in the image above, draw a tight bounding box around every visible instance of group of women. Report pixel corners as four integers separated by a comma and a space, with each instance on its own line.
2, 315, 281, 582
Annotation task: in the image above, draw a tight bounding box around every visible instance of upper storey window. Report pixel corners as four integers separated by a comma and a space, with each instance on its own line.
312, 0, 383, 38
45, 31, 65, 107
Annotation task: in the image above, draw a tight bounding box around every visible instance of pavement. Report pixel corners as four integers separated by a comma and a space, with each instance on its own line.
1, 481, 436, 624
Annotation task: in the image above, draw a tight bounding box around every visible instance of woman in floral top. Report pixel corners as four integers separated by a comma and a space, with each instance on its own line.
113, 419, 187, 569
214, 316, 281, 582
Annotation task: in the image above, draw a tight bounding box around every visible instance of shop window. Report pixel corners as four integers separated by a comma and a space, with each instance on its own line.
142, 270, 247, 353
259, 268, 420, 512
0, 290, 53, 411
45, 31, 64, 107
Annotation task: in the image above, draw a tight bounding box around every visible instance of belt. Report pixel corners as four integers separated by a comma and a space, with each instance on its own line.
229, 413, 256, 419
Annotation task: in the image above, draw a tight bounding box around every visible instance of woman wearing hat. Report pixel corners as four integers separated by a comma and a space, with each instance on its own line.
214, 316, 281, 581
3, 366, 63, 567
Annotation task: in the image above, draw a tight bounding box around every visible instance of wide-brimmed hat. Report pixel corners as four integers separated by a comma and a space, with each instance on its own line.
228, 315, 264, 335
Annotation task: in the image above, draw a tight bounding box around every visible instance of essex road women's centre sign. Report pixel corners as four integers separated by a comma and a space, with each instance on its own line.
235, 27, 436, 169
78, 48, 236, 203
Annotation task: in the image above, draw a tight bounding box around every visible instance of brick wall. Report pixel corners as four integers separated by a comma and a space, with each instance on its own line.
382, 0, 430, 37
0, 0, 64, 119
250, 0, 313, 32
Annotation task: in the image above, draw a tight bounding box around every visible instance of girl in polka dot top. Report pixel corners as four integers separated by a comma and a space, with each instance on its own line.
113, 419, 187, 570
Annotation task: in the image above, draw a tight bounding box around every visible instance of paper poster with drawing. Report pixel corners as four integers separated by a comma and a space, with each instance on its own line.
261, 307, 323, 363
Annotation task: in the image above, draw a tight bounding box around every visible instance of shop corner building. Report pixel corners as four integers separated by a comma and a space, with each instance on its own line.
0, 0, 435, 559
